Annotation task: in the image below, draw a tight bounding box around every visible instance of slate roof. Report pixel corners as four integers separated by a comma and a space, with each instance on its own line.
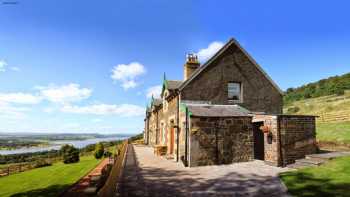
185, 104, 252, 117
167, 80, 183, 90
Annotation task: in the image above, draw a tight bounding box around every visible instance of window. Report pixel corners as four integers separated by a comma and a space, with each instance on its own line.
228, 82, 242, 101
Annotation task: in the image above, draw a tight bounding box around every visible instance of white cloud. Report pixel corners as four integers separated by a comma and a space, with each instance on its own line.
92, 118, 103, 123
146, 85, 162, 98
0, 60, 7, 72
0, 93, 42, 104
43, 107, 55, 113
0, 102, 30, 120
10, 66, 20, 72
65, 123, 80, 128
61, 104, 144, 117
38, 83, 92, 103
111, 62, 146, 90
197, 41, 224, 62
121, 80, 137, 89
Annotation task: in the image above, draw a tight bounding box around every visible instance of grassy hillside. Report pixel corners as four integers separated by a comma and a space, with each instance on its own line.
284, 90, 350, 115
0, 155, 100, 197
284, 91, 350, 145
284, 72, 350, 105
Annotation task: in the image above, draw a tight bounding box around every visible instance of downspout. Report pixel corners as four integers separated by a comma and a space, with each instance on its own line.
277, 115, 284, 167
176, 94, 180, 162
156, 110, 159, 144
147, 116, 150, 145
184, 107, 189, 167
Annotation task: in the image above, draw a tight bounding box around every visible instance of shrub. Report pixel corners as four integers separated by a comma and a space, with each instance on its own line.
60, 144, 80, 164
34, 159, 52, 168
94, 143, 104, 159
287, 106, 300, 114
104, 151, 112, 158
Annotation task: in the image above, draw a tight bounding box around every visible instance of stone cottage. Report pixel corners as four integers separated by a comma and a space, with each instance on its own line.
144, 38, 317, 167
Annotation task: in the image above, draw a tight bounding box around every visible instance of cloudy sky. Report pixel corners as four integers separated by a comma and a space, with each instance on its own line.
1, 0, 350, 133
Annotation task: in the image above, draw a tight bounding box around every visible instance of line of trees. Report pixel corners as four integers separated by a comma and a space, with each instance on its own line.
0, 140, 123, 165
284, 72, 350, 104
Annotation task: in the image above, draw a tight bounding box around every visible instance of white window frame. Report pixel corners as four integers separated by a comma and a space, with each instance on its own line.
228, 82, 243, 103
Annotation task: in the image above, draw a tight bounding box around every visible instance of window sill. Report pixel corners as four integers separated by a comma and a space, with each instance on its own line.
228, 100, 243, 104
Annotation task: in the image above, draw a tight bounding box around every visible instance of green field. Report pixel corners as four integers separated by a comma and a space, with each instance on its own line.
0, 155, 101, 197
280, 156, 350, 197
317, 121, 350, 144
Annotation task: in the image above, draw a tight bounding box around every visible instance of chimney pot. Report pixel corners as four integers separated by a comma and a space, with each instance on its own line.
184, 53, 200, 80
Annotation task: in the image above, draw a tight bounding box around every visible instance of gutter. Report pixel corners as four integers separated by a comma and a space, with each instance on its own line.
176, 94, 180, 162
184, 107, 189, 167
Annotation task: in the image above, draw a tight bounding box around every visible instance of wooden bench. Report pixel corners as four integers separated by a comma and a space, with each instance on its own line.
154, 145, 167, 156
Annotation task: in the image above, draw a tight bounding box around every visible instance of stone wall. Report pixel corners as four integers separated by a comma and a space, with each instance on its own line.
189, 116, 254, 167
181, 43, 282, 114
148, 108, 162, 146
279, 115, 317, 166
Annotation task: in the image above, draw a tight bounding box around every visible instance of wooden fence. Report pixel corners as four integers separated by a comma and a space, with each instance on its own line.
98, 140, 128, 197
0, 152, 94, 177
0, 157, 62, 177
316, 110, 350, 123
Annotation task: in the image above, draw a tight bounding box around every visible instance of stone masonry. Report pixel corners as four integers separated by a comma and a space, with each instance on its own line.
189, 116, 254, 167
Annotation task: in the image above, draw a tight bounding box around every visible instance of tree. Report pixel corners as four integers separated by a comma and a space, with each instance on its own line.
94, 142, 104, 159
60, 144, 80, 164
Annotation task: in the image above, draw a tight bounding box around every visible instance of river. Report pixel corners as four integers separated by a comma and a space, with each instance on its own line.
0, 137, 127, 155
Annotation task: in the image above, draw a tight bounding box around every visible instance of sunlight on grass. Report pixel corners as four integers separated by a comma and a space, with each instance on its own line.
317, 122, 350, 144
0, 155, 101, 197
280, 156, 350, 197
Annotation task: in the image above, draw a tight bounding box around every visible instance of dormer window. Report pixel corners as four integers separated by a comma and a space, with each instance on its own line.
228, 82, 242, 102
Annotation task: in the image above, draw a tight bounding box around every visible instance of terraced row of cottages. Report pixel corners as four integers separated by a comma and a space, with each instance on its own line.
143, 38, 318, 167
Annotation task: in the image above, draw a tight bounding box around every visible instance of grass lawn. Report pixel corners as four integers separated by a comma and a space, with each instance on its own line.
317, 121, 350, 144
0, 155, 101, 197
280, 156, 350, 197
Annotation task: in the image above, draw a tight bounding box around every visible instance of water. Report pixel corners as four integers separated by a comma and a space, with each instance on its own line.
0, 137, 127, 155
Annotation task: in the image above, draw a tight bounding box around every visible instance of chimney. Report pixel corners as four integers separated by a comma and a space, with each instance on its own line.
184, 53, 200, 80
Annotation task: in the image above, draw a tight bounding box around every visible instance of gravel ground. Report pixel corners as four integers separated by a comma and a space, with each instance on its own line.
119, 144, 291, 197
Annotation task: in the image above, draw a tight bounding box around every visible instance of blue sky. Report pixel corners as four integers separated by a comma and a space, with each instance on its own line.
0, 0, 349, 134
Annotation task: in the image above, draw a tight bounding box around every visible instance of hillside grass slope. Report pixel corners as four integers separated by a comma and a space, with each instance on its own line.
284, 91, 350, 145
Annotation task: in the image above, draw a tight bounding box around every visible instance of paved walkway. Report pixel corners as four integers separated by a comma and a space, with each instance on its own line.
119, 144, 291, 197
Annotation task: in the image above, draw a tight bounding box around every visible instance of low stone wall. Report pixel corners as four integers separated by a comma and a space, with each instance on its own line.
189, 116, 254, 167
279, 115, 317, 166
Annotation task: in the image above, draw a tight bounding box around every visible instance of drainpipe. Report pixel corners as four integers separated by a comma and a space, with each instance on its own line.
147, 116, 150, 145
277, 115, 284, 167
156, 110, 159, 144
176, 94, 180, 162
184, 107, 189, 167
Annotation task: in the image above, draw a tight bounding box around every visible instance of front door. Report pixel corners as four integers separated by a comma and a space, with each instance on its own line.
170, 127, 174, 154
253, 122, 265, 160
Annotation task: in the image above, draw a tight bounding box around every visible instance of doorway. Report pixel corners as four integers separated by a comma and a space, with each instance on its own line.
253, 122, 264, 160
